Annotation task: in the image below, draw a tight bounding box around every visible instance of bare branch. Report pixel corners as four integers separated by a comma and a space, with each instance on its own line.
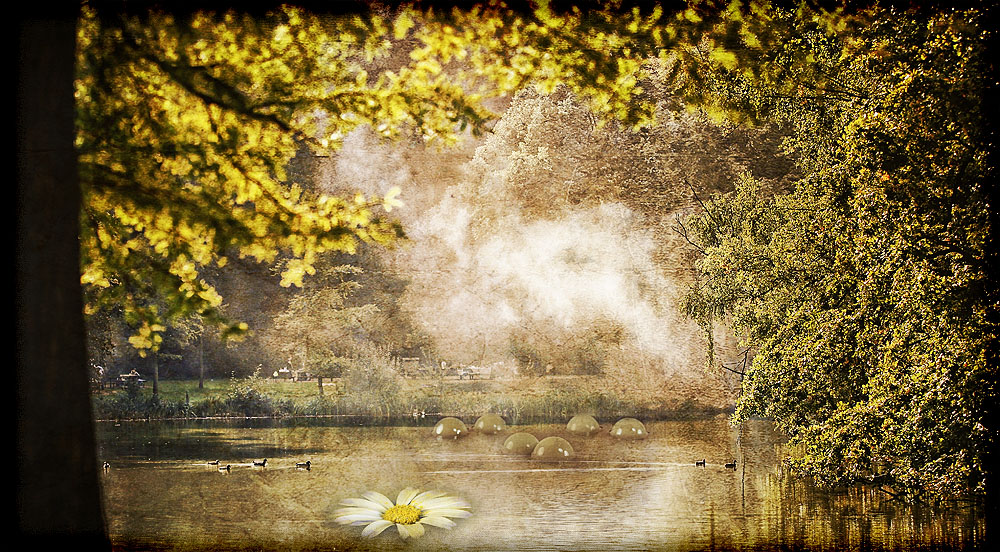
672, 213, 707, 255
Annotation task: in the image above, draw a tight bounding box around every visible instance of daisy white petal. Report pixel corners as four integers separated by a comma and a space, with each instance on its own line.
333, 507, 382, 518
362, 491, 395, 510
333, 508, 382, 519
410, 522, 426, 538
334, 511, 384, 521
340, 497, 388, 512
419, 496, 471, 510
423, 508, 473, 519
396, 523, 412, 539
396, 487, 421, 506
334, 512, 384, 525
361, 519, 394, 538
418, 516, 458, 529
403, 522, 425, 538
411, 490, 447, 506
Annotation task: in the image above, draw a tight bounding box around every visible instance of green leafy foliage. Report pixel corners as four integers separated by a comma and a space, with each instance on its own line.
680, 4, 994, 500
76, 1, 718, 353
224, 367, 293, 417
265, 263, 381, 373
74, 0, 992, 502
76, 5, 412, 352
341, 343, 402, 409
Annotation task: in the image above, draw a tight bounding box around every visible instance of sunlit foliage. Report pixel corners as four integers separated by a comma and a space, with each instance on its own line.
681, 4, 994, 499
76, 5, 409, 351
266, 264, 380, 373
75, 1, 717, 353
73, 0, 992, 501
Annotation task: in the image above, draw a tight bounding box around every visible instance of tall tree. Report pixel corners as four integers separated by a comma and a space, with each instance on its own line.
17, 6, 108, 545
75, 5, 408, 354
172, 314, 210, 388
33, 0, 978, 541
680, 4, 995, 501
74, 1, 725, 355
20, 0, 722, 541
266, 264, 380, 379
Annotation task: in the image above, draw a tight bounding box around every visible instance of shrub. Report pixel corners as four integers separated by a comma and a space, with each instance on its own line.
341, 344, 401, 415
92, 391, 190, 420
223, 368, 292, 417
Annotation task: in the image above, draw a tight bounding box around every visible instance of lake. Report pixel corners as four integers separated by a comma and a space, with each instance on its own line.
96, 418, 985, 551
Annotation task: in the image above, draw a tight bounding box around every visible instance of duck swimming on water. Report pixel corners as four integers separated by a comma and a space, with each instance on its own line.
296, 461, 311, 470
724, 460, 737, 470
219, 464, 231, 472
252, 459, 267, 467
207, 460, 220, 466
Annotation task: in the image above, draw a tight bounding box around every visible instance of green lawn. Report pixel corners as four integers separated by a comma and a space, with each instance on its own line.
110, 375, 512, 405
92, 376, 730, 423
97, 377, 335, 404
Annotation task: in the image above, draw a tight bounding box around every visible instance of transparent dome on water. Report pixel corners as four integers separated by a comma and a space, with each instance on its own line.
566, 414, 601, 436
610, 418, 647, 439
532, 436, 574, 459
502, 432, 538, 455
433, 417, 468, 439
474, 413, 507, 434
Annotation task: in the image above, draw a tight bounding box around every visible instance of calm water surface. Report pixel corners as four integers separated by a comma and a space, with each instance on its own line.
96, 418, 985, 551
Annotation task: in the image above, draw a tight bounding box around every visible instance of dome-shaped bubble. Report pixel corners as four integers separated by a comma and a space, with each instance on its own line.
502, 432, 539, 455
474, 413, 507, 434
433, 417, 468, 439
610, 418, 647, 439
566, 414, 601, 436
532, 436, 574, 459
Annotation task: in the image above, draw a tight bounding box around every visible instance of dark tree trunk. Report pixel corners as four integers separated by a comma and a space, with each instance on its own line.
151, 352, 159, 396
198, 334, 205, 389
17, 8, 109, 547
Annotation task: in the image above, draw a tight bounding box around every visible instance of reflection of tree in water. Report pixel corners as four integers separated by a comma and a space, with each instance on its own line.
96, 420, 984, 550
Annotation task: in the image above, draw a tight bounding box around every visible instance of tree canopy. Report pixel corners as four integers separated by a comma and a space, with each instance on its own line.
75, 0, 722, 353
679, 4, 995, 500
71, 0, 994, 503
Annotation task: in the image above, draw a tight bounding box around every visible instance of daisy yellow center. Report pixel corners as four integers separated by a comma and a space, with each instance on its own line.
382, 504, 422, 525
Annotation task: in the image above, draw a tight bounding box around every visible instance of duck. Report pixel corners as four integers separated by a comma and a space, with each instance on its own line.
218, 464, 231, 472
207, 460, 220, 466
296, 461, 311, 470
695, 459, 706, 467
103, 461, 110, 471
724, 460, 737, 470
252, 459, 267, 467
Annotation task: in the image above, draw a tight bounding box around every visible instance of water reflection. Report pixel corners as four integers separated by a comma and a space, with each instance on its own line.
96, 419, 984, 551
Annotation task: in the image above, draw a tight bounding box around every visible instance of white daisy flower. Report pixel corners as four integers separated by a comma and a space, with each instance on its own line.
334, 487, 472, 540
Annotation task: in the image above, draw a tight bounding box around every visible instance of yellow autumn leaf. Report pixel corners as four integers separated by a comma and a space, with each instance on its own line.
383, 187, 404, 212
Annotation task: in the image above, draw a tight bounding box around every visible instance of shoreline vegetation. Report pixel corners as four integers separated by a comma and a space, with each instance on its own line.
91, 375, 733, 425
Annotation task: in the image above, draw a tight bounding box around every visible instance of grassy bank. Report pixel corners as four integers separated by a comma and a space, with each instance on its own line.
91, 376, 732, 424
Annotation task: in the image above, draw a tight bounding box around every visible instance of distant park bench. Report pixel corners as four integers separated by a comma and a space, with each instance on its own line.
457, 366, 491, 380
116, 373, 145, 388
